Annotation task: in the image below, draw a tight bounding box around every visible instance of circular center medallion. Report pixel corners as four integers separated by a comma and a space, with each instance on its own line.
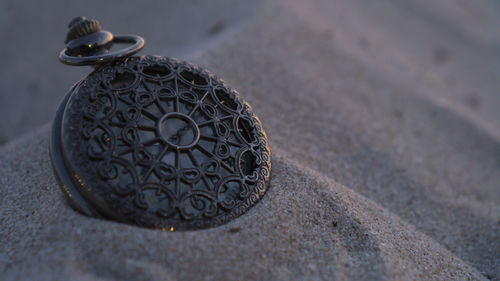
158, 113, 200, 149
53, 55, 271, 230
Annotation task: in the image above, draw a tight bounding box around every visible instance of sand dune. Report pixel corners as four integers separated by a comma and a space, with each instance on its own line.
1, 0, 499, 280
0, 129, 486, 280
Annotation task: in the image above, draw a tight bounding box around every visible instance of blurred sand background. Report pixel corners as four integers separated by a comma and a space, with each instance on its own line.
1, 0, 499, 280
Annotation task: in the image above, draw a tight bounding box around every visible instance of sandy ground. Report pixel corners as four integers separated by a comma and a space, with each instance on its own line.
1, 0, 499, 280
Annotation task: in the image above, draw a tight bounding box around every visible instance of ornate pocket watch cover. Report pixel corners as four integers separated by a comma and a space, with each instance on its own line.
50, 17, 271, 230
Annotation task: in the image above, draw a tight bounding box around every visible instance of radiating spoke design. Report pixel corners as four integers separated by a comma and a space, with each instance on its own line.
109, 121, 127, 128
141, 137, 162, 146
141, 108, 159, 121
186, 150, 214, 191
68, 55, 270, 230
117, 96, 132, 105
195, 144, 235, 174
174, 76, 180, 112
116, 146, 134, 156
197, 115, 234, 127
199, 134, 243, 147
174, 149, 180, 196
137, 124, 157, 131
142, 145, 169, 182
155, 99, 167, 114
188, 91, 210, 117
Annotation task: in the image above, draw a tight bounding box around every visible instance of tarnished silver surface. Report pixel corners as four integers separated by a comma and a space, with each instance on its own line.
51, 55, 271, 230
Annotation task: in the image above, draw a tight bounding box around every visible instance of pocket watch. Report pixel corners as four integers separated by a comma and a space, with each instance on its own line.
50, 17, 271, 230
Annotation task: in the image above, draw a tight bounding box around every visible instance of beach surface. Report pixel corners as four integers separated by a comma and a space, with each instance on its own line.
1, 0, 499, 280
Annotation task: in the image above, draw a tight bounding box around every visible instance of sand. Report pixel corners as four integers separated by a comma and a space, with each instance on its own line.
1, 0, 499, 280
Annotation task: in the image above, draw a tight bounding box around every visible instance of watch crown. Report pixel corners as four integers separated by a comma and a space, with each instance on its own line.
65, 16, 102, 43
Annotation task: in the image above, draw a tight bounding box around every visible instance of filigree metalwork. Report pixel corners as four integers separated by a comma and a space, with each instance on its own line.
56, 55, 271, 230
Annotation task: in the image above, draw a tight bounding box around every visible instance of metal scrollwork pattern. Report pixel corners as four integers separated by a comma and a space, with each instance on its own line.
61, 55, 271, 230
